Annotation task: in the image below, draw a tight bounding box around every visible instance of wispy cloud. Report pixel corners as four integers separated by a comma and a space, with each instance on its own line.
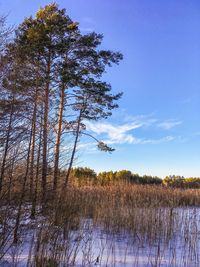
85, 120, 177, 145
157, 120, 182, 130
85, 121, 143, 144
82, 111, 184, 147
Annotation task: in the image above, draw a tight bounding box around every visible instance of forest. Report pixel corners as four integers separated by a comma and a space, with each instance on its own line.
0, 3, 200, 267
0, 3, 122, 212
71, 167, 200, 188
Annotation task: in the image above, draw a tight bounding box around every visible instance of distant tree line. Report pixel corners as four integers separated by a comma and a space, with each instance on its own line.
71, 167, 200, 188
71, 167, 162, 186
163, 175, 200, 189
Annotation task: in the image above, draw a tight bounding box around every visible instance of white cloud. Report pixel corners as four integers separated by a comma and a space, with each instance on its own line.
85, 121, 143, 144
81, 111, 184, 147
157, 120, 182, 130
119, 110, 182, 131
85, 121, 176, 145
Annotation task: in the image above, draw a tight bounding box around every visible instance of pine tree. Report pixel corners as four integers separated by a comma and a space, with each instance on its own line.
1, 3, 123, 200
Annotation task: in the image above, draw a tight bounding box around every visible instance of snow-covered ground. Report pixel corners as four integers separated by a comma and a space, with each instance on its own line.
1, 208, 200, 266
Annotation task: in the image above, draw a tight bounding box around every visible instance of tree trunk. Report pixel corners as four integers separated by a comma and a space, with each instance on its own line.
7, 146, 18, 203
41, 51, 51, 203
29, 89, 38, 199
53, 82, 65, 193
30, 112, 43, 219
0, 96, 14, 193
64, 111, 82, 187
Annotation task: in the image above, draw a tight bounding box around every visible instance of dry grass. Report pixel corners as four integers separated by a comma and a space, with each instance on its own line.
1, 182, 200, 266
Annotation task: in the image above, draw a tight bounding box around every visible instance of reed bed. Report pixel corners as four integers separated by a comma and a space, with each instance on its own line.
1, 183, 200, 266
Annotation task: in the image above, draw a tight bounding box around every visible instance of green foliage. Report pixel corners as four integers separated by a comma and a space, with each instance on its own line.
72, 169, 200, 189
163, 175, 200, 188
71, 167, 163, 186
139, 175, 162, 185
97, 141, 115, 152
71, 167, 97, 186
163, 175, 184, 187
184, 178, 200, 188
115, 170, 133, 181
97, 171, 116, 185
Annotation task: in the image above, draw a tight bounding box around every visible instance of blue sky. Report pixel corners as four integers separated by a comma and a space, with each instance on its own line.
1, 0, 200, 177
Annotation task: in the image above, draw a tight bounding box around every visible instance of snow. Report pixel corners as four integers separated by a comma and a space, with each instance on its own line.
0, 208, 200, 266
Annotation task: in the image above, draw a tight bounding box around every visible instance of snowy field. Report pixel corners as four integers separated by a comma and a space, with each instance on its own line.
0, 208, 200, 266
